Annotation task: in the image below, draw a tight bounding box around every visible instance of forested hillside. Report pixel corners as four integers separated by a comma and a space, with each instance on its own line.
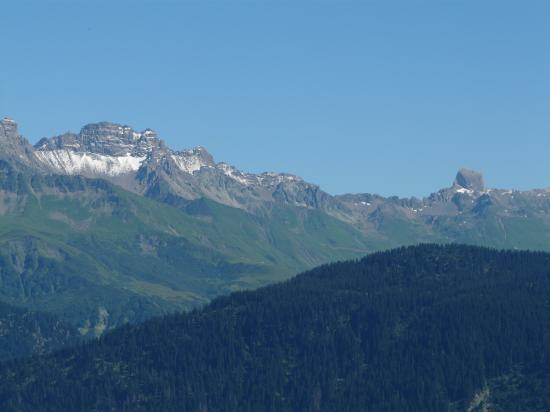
2, 244, 550, 411
0, 301, 78, 361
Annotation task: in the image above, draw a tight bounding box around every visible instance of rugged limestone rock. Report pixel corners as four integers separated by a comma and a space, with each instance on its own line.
34, 120, 333, 212
0, 118, 44, 171
454, 168, 485, 191
35, 122, 164, 157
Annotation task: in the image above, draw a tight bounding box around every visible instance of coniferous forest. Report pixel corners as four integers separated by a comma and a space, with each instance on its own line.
1, 244, 550, 411
0, 302, 78, 361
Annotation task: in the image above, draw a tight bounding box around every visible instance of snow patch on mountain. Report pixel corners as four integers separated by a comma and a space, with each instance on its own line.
218, 163, 255, 185
454, 186, 474, 195
171, 153, 209, 174
35, 150, 145, 176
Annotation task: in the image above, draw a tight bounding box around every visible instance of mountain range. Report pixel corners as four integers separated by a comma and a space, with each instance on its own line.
21, 118, 550, 245
1, 116, 549, 337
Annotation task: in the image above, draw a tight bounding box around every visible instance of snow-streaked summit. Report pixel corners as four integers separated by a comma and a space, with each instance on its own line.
33, 121, 305, 189
171, 147, 215, 174
35, 122, 222, 177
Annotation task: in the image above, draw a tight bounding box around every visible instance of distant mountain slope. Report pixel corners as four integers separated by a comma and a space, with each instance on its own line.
0, 301, 78, 361
0, 143, 371, 335
2, 244, 550, 411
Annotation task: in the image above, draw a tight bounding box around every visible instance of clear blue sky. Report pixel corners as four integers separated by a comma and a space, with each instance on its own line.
1, 0, 548, 197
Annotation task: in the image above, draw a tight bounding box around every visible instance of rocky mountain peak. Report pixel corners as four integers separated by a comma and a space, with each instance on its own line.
0, 117, 43, 170
35, 122, 164, 157
78, 122, 163, 157
0, 117, 18, 139
177, 146, 215, 165
454, 168, 485, 191
80, 121, 133, 140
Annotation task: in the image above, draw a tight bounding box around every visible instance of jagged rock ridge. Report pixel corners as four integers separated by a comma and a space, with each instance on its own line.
32, 120, 325, 212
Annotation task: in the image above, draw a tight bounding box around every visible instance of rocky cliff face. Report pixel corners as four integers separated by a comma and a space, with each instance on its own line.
33, 120, 332, 212
35, 122, 163, 156
0, 117, 45, 171
454, 168, 485, 191
34, 122, 164, 177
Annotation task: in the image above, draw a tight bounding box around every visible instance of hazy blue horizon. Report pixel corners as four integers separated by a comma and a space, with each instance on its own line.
1, 0, 548, 197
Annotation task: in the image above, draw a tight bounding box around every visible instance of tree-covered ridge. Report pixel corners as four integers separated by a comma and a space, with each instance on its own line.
0, 301, 78, 361
1, 244, 550, 411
